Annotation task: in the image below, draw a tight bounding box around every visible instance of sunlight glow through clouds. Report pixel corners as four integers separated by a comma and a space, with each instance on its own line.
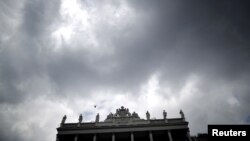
140, 73, 161, 110
52, 0, 91, 49
51, 0, 136, 53
81, 73, 201, 120
179, 74, 199, 101
138, 73, 201, 118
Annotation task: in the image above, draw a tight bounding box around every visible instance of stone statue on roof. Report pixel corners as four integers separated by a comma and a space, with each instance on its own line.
146, 111, 150, 120
128, 112, 131, 117
78, 114, 83, 123
180, 109, 185, 120
61, 115, 67, 124
132, 112, 139, 118
96, 113, 100, 122
108, 112, 114, 118
163, 110, 167, 120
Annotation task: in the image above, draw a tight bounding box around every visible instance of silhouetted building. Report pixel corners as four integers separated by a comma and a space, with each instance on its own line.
56, 106, 192, 141
192, 133, 208, 141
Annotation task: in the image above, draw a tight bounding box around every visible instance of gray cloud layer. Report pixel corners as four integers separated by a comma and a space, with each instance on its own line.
1, 0, 250, 141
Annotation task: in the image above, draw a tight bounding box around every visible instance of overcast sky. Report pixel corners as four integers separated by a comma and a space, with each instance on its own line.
1, 0, 250, 141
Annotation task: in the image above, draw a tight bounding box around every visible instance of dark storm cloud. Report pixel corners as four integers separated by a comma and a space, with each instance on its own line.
0, 0, 250, 141
121, 0, 250, 86
0, 0, 61, 104
22, 0, 60, 37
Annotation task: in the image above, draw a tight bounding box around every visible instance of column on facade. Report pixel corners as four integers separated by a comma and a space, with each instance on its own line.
187, 130, 192, 141
56, 134, 59, 141
130, 132, 134, 141
167, 130, 173, 141
74, 135, 78, 141
93, 134, 97, 141
112, 133, 115, 141
149, 131, 153, 141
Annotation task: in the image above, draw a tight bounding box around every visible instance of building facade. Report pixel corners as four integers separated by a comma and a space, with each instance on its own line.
56, 106, 192, 141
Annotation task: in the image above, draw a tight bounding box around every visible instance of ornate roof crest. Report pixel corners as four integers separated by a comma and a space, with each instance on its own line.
105, 106, 140, 121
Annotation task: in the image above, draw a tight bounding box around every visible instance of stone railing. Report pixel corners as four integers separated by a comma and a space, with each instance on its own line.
59, 118, 186, 129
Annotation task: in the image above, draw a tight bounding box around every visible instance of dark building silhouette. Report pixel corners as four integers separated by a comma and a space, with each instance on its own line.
56, 106, 193, 141
192, 133, 208, 141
